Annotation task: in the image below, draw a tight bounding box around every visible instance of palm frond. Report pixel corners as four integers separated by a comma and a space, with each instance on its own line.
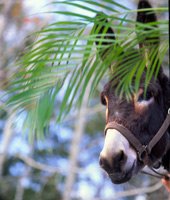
4, 0, 168, 137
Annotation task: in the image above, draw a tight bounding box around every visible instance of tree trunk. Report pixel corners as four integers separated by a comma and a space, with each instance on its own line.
14, 138, 35, 200
63, 58, 95, 200
0, 111, 16, 177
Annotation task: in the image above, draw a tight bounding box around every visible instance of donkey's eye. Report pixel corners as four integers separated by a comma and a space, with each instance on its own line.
138, 91, 153, 102
135, 90, 154, 114
145, 92, 153, 100
101, 94, 107, 106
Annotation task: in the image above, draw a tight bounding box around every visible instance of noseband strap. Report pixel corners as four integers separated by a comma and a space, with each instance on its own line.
104, 122, 149, 162
104, 109, 170, 165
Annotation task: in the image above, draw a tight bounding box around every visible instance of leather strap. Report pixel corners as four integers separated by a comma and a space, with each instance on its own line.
147, 113, 170, 154
104, 109, 170, 164
104, 122, 149, 162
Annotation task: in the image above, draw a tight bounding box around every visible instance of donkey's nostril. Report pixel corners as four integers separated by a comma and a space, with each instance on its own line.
114, 150, 126, 165
99, 150, 127, 173
99, 156, 106, 168
99, 156, 104, 167
99, 156, 111, 171
119, 151, 125, 162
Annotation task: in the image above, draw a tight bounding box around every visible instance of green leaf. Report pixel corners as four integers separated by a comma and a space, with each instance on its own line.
4, 0, 168, 139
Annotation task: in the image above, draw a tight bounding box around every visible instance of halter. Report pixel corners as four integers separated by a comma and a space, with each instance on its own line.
104, 109, 170, 180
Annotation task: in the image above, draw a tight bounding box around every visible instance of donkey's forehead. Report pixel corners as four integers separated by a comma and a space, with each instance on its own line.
102, 75, 161, 98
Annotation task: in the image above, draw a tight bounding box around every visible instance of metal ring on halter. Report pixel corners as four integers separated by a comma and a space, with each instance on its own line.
137, 145, 148, 162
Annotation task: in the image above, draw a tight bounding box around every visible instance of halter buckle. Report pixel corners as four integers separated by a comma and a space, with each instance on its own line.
138, 145, 148, 162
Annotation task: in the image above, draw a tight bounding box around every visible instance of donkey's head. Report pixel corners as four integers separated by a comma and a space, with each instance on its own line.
95, 0, 170, 184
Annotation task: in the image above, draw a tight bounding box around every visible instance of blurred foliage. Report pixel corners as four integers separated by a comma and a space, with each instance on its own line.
0, 176, 62, 200
0, 0, 169, 200
4, 0, 169, 140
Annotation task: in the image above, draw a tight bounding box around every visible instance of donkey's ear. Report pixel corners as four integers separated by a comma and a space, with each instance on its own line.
136, 0, 161, 72
95, 14, 116, 61
136, 0, 159, 48
137, 0, 157, 24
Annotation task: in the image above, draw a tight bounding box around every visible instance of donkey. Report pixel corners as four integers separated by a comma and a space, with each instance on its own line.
95, 0, 170, 184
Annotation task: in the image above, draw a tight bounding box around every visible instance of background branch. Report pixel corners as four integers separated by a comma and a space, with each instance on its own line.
91, 181, 164, 200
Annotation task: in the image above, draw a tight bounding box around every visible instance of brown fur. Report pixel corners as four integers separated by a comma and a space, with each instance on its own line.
96, 0, 170, 175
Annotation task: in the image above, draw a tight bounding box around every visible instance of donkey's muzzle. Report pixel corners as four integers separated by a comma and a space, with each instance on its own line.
99, 129, 137, 183
99, 150, 127, 173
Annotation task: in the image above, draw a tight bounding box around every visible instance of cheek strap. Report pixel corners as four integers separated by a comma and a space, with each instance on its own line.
104, 109, 170, 165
